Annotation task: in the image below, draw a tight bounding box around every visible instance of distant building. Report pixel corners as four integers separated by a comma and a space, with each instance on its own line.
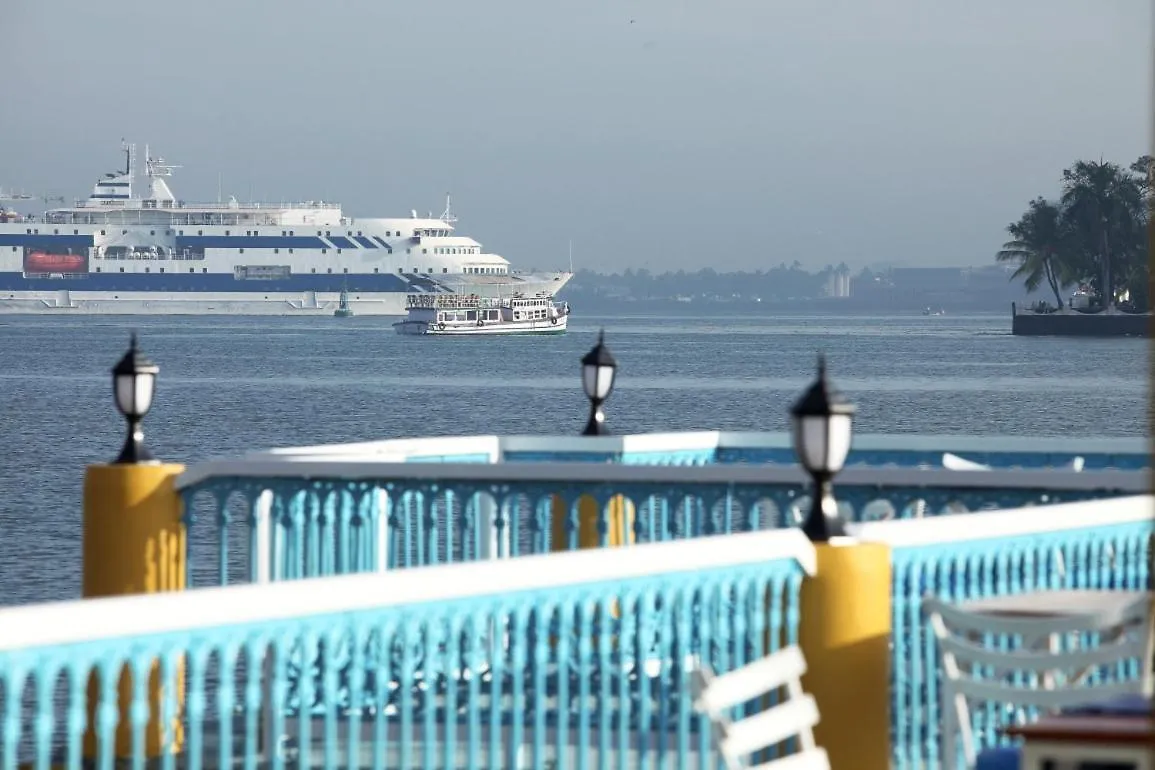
824, 268, 851, 298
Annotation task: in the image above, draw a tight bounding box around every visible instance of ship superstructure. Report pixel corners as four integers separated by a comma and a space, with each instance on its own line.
0, 142, 571, 314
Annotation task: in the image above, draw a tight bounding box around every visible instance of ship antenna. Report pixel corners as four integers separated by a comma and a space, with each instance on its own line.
440, 192, 457, 226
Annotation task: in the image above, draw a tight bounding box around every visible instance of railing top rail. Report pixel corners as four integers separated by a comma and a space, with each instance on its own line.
850, 494, 1154, 547
238, 431, 1149, 460
0, 528, 814, 653
175, 458, 1149, 493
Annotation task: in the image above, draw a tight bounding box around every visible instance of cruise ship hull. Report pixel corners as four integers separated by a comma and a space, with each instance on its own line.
0, 275, 570, 315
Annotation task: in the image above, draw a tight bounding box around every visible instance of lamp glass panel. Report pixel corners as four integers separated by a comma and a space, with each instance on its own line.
134, 372, 156, 416
595, 365, 615, 400
825, 413, 853, 473
115, 373, 136, 416
582, 364, 598, 399
792, 413, 829, 472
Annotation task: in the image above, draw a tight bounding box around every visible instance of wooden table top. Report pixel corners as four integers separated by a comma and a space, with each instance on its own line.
1005, 714, 1155, 746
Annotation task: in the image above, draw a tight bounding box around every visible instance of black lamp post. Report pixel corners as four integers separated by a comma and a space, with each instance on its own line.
581, 330, 617, 436
790, 354, 856, 541
111, 333, 160, 464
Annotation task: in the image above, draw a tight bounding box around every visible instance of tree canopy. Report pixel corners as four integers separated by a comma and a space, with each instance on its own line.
997, 157, 1151, 311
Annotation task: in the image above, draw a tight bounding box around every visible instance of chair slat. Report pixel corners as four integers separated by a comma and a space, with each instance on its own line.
720, 695, 820, 760
938, 633, 1147, 672
696, 646, 807, 713
749, 748, 831, 770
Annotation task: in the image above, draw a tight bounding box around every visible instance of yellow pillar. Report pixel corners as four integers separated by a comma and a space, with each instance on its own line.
550, 494, 634, 550
82, 463, 186, 759
798, 540, 891, 770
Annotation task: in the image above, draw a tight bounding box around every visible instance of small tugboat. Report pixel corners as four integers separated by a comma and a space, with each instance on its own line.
393, 292, 570, 336
334, 289, 354, 318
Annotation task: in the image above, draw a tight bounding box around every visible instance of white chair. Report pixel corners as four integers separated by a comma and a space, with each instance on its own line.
924, 594, 1154, 769
692, 645, 830, 770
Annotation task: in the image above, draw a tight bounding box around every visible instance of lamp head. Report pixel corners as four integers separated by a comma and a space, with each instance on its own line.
581, 329, 617, 402
790, 354, 856, 476
112, 332, 159, 420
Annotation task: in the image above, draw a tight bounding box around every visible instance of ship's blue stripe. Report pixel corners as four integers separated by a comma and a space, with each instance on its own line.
354, 236, 377, 249
372, 236, 393, 251
95, 182, 130, 187
88, 194, 130, 199
328, 236, 356, 249
0, 272, 423, 293
0, 234, 95, 248
175, 236, 330, 249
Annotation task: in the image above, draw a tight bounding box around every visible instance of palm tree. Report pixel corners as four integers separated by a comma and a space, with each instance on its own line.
996, 197, 1072, 309
1059, 160, 1145, 311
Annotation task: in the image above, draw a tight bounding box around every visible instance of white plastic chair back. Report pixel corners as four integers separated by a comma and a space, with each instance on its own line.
692, 646, 830, 770
942, 453, 992, 471
924, 594, 1154, 769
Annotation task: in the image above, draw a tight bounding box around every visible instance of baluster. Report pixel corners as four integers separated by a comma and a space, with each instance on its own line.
1, 667, 25, 770
557, 601, 575, 770
217, 645, 238, 770
346, 625, 366, 770
185, 651, 206, 770
33, 665, 55, 770
66, 664, 87, 770
243, 641, 263, 770
577, 598, 594, 770
444, 616, 463, 770
322, 630, 340, 770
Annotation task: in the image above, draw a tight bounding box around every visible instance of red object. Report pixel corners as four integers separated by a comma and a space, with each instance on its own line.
24, 251, 87, 273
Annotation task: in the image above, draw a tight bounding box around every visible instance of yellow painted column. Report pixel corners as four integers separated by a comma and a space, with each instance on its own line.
550, 494, 634, 550
82, 463, 186, 759
798, 539, 891, 770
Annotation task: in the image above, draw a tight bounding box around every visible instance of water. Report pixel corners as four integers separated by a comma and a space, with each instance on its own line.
0, 312, 1146, 606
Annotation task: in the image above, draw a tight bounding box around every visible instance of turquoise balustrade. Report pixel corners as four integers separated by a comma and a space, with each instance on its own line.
177, 460, 1145, 588
0, 529, 812, 770
853, 495, 1154, 770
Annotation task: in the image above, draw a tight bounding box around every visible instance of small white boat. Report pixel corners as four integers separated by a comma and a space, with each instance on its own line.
393, 292, 570, 336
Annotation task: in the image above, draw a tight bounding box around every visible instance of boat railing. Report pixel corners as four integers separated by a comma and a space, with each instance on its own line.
406, 294, 513, 310
70, 199, 342, 211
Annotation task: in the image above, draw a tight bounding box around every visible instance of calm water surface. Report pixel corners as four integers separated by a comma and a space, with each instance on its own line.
0, 312, 1146, 605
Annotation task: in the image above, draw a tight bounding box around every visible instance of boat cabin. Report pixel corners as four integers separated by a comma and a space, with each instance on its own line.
403, 292, 562, 325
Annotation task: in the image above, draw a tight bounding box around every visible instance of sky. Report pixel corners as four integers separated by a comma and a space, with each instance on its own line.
2, 0, 1150, 273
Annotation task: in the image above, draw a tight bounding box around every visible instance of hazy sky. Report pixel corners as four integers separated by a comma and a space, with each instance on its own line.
3, 1, 1150, 273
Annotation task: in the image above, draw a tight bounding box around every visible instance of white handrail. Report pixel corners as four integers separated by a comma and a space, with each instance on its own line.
175, 458, 1147, 494
849, 494, 1154, 547
0, 528, 815, 652
230, 431, 1148, 462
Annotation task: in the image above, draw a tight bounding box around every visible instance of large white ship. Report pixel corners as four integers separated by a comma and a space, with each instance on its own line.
0, 143, 571, 315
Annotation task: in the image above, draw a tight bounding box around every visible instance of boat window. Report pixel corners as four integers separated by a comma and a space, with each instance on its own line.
344, 268, 349, 273
374, 268, 379, 273
443, 268, 448, 273
466, 310, 477, 321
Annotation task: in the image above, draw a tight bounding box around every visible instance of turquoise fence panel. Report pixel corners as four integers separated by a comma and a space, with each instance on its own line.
885, 518, 1153, 770
177, 463, 1145, 588
0, 544, 807, 770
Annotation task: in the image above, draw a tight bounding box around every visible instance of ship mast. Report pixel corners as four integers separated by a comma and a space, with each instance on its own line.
440, 193, 457, 226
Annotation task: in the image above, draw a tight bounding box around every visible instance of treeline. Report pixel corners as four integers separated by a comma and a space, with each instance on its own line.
997, 157, 1151, 311
568, 262, 856, 301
